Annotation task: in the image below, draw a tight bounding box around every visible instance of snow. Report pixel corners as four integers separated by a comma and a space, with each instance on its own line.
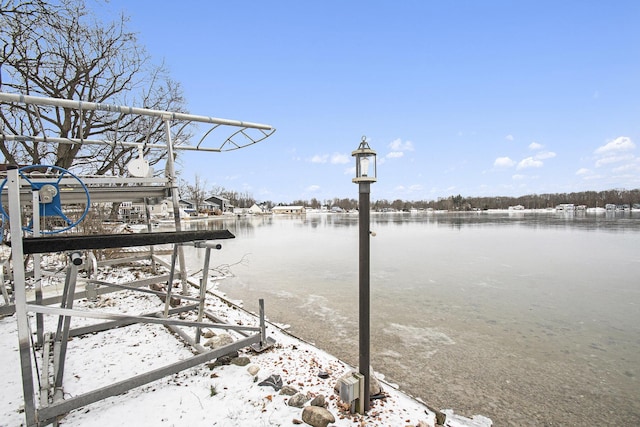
0, 260, 492, 427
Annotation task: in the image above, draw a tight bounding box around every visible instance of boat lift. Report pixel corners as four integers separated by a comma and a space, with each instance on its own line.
0, 93, 276, 426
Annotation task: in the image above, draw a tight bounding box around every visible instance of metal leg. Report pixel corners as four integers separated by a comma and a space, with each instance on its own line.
163, 244, 179, 317
250, 298, 275, 353
6, 166, 37, 426
0, 259, 9, 304
195, 247, 211, 344
32, 190, 44, 347
53, 252, 82, 393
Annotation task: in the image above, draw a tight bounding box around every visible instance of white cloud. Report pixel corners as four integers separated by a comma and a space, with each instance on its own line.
505, 134, 514, 141
344, 166, 356, 175
594, 136, 635, 155
612, 162, 640, 173
388, 138, 414, 152
387, 151, 404, 159
512, 174, 526, 180
330, 153, 349, 164
311, 154, 328, 164
535, 151, 556, 160
408, 184, 423, 191
517, 157, 543, 170
575, 168, 590, 175
529, 142, 543, 150
305, 185, 320, 192
494, 157, 515, 168
595, 154, 635, 168
582, 173, 604, 181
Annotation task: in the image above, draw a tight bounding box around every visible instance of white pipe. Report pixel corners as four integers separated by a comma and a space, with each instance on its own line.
0, 92, 273, 130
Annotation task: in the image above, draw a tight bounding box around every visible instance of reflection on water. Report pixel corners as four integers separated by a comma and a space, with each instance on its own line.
178, 212, 640, 425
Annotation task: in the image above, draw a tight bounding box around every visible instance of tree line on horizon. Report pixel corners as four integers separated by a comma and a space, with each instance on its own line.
286, 188, 640, 211
180, 176, 640, 212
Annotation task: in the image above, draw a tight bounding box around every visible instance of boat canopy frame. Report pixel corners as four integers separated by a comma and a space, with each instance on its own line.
0, 93, 276, 426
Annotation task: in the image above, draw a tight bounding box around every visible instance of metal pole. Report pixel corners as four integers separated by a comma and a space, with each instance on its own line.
6, 165, 37, 426
32, 190, 44, 347
0, 92, 273, 130
163, 117, 188, 294
358, 181, 371, 412
195, 247, 212, 344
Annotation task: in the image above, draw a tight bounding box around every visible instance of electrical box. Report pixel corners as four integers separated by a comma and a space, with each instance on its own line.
337, 372, 364, 413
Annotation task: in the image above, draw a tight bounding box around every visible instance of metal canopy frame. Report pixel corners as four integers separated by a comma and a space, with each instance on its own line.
0, 94, 277, 426
0, 92, 275, 153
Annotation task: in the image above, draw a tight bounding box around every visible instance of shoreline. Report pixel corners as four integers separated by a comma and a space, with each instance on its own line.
0, 257, 492, 427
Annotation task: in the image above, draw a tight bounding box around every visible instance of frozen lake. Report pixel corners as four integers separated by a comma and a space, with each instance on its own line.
179, 211, 640, 425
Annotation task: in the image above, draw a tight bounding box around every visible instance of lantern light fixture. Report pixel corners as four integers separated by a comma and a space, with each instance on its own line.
352, 136, 377, 183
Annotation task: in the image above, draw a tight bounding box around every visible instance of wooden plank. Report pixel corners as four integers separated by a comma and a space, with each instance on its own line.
18, 230, 234, 254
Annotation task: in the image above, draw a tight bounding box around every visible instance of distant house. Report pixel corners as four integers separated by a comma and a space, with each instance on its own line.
118, 201, 144, 223
555, 203, 575, 212
145, 198, 170, 219
205, 195, 230, 213
247, 204, 268, 215
179, 199, 215, 213
272, 205, 305, 215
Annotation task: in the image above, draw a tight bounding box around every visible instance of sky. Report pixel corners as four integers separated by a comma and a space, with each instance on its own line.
98, 0, 640, 203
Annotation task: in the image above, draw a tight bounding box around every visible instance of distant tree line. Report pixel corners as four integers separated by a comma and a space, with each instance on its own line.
180, 178, 640, 212
279, 189, 639, 211
378, 189, 640, 211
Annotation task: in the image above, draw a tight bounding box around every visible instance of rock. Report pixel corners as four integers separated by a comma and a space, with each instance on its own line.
202, 330, 216, 338
258, 374, 283, 391
204, 333, 234, 349
287, 392, 309, 408
230, 356, 250, 366
247, 365, 260, 376
292, 419, 303, 425
279, 385, 298, 396
149, 283, 180, 306
302, 406, 336, 427
211, 355, 233, 368
310, 394, 326, 407
318, 370, 330, 379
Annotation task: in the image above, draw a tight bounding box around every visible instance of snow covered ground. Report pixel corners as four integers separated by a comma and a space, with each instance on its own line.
0, 260, 492, 427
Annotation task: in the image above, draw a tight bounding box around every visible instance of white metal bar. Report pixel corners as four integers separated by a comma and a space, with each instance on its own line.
0, 134, 223, 152
164, 118, 188, 293
6, 166, 37, 426
32, 190, 44, 347
26, 304, 260, 332
0, 92, 273, 130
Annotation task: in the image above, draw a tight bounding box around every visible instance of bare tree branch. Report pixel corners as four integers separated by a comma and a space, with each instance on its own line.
0, 0, 191, 172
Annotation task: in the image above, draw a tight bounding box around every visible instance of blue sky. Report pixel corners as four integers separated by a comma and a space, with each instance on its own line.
101, 0, 639, 203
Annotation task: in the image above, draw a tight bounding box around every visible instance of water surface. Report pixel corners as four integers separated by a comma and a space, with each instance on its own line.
179, 211, 640, 425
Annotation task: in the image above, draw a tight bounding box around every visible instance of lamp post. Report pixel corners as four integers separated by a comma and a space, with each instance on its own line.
352, 136, 376, 413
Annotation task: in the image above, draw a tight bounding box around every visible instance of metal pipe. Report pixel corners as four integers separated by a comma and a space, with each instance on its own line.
54, 254, 81, 390
164, 118, 189, 294
6, 165, 37, 426
32, 190, 44, 347
27, 304, 261, 332
0, 134, 223, 151
163, 245, 179, 317
196, 247, 212, 344
0, 92, 273, 130
259, 299, 267, 347
358, 182, 371, 412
